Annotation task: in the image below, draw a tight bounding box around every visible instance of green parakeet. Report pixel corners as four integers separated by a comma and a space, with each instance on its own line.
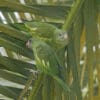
25, 22, 69, 51
26, 38, 70, 92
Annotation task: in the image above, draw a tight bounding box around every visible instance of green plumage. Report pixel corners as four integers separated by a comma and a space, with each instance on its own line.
26, 38, 70, 92
25, 22, 69, 51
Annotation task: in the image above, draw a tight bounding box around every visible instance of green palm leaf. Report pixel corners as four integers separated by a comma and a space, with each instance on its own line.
0, 0, 99, 100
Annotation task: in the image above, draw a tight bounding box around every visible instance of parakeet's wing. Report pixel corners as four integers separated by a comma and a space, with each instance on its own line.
34, 43, 59, 75
32, 42, 70, 92
25, 22, 57, 38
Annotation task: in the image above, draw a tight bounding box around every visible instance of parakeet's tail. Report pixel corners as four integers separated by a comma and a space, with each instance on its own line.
52, 75, 70, 92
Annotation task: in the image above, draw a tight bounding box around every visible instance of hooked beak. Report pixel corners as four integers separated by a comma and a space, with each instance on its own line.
64, 33, 68, 40
63, 33, 69, 45
26, 40, 30, 48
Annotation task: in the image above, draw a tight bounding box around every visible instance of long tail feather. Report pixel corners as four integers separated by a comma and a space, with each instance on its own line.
52, 75, 70, 92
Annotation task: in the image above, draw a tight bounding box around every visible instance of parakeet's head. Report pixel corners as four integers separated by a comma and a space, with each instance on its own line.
54, 29, 69, 47
26, 38, 47, 50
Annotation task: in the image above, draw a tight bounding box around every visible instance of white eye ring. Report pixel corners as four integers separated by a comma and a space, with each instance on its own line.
59, 33, 62, 36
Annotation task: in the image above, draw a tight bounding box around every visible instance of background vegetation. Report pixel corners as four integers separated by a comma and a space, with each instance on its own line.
0, 0, 100, 100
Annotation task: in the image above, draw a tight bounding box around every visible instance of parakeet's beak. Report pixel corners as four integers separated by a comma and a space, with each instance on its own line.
63, 33, 69, 45
64, 33, 68, 40
26, 40, 30, 48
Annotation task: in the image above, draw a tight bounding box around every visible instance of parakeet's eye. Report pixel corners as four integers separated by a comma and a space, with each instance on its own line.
59, 33, 63, 37
58, 32, 65, 40
28, 38, 32, 43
